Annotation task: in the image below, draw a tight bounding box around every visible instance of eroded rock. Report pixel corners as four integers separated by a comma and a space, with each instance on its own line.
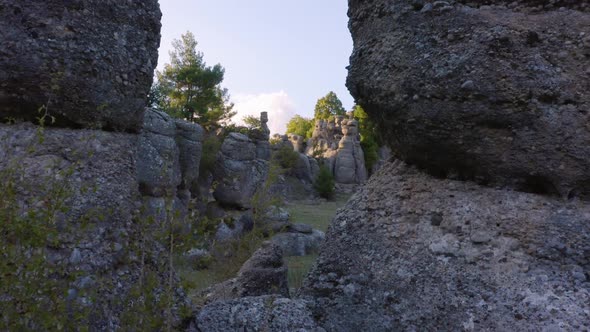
0, 0, 162, 132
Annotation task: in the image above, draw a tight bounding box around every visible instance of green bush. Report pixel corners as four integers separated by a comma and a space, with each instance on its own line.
314, 165, 335, 199
361, 136, 379, 173
271, 144, 299, 171
200, 134, 222, 176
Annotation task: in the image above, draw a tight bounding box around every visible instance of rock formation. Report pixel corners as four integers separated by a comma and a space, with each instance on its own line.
0, 0, 162, 132
290, 1, 590, 331
199, 242, 290, 304
301, 161, 590, 331
305, 116, 368, 185
213, 132, 269, 209
334, 119, 368, 184
250, 112, 272, 161
0, 2, 192, 329
347, 0, 590, 198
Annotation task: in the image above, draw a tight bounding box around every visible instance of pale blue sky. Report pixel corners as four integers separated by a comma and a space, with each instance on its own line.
157, 0, 354, 134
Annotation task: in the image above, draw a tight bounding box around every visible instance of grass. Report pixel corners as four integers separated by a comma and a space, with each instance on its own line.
286, 193, 351, 231
178, 193, 352, 304
285, 193, 351, 294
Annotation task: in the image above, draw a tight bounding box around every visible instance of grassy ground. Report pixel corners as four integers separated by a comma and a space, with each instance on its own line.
285, 193, 351, 292
286, 193, 351, 231
179, 193, 352, 303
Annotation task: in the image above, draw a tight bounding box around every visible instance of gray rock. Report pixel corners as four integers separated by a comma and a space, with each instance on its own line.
288, 223, 314, 234
347, 0, 590, 198
200, 242, 289, 304
0, 0, 161, 132
214, 211, 254, 242
174, 119, 203, 193
272, 230, 325, 257
196, 295, 323, 332
334, 119, 367, 184
137, 109, 181, 197
301, 161, 590, 331
265, 206, 291, 223
213, 133, 269, 208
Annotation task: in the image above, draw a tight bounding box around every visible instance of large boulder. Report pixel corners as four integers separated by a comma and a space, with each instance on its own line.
272, 230, 325, 257
0, 0, 162, 132
213, 133, 269, 208
347, 0, 590, 198
301, 161, 590, 331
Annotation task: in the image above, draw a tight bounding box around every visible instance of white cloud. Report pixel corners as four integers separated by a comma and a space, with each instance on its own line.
232, 91, 297, 136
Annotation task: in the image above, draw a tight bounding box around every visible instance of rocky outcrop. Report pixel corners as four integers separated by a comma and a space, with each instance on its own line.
213, 132, 269, 209
0, 122, 186, 329
199, 242, 289, 304
137, 109, 203, 222
333, 119, 367, 184
305, 116, 367, 185
301, 161, 590, 331
250, 112, 272, 161
347, 0, 590, 198
0, 0, 162, 132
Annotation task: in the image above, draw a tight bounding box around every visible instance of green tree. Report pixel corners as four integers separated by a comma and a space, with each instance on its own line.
313, 91, 346, 120
242, 115, 261, 130
285, 115, 313, 139
154, 31, 236, 127
352, 105, 380, 172
314, 164, 335, 199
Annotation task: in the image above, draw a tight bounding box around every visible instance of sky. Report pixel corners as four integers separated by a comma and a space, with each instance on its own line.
157, 0, 354, 135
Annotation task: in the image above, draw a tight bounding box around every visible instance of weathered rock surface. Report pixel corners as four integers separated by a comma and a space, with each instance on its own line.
175, 119, 203, 194
213, 133, 269, 208
300, 161, 590, 331
137, 109, 181, 197
194, 295, 323, 332
0, 0, 162, 132
200, 242, 289, 304
0, 123, 184, 329
347, 0, 590, 198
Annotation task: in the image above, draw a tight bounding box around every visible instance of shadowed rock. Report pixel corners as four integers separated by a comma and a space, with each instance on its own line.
0, 0, 162, 132
347, 0, 590, 198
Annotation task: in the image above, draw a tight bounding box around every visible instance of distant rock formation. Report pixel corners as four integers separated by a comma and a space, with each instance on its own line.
304, 116, 368, 185
0, 0, 162, 132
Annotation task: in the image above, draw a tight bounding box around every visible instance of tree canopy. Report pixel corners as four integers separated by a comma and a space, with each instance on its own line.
286, 115, 313, 139
151, 31, 235, 127
313, 91, 346, 120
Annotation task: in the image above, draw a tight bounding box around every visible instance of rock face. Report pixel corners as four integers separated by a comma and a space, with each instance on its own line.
347, 0, 590, 198
194, 295, 323, 332
0, 0, 162, 132
301, 161, 590, 331
0, 123, 185, 329
137, 109, 203, 222
213, 133, 269, 208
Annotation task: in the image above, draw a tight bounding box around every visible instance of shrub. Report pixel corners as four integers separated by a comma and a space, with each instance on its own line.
361, 136, 379, 173
271, 144, 299, 171
314, 165, 335, 199
200, 134, 222, 176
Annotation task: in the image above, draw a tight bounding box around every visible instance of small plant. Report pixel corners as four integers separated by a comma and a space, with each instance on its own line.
314, 164, 335, 199
200, 134, 222, 176
271, 144, 299, 171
